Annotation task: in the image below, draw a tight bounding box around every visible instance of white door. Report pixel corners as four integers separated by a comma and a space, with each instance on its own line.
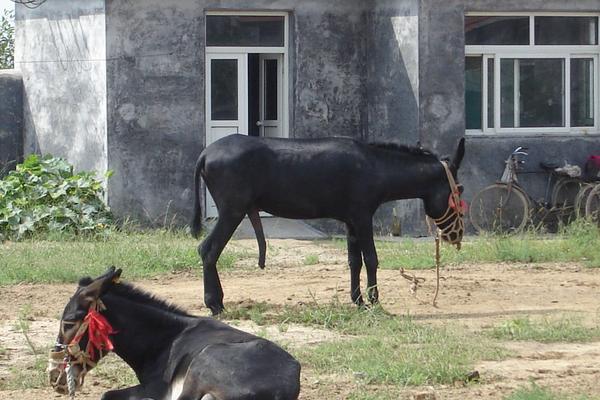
205, 53, 248, 217
258, 54, 284, 138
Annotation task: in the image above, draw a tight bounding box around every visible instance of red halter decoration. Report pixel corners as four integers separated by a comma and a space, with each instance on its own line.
448, 192, 468, 215
71, 307, 116, 361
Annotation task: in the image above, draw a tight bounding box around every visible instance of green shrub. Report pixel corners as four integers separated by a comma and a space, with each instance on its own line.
0, 154, 112, 240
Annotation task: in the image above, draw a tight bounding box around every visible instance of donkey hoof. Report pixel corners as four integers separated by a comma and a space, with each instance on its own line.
352, 296, 365, 308
209, 304, 225, 316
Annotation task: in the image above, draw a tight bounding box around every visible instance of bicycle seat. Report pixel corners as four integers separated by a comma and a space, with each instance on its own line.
540, 161, 560, 171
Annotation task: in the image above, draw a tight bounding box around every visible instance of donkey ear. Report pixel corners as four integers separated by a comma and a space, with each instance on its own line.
79, 267, 122, 305
451, 137, 465, 172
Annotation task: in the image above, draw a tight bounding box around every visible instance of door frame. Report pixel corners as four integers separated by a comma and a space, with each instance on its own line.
204, 11, 290, 217
259, 53, 285, 138
204, 52, 249, 145
204, 10, 289, 144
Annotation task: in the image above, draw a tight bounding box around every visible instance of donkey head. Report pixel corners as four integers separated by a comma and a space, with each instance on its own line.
49, 267, 121, 395
424, 138, 466, 248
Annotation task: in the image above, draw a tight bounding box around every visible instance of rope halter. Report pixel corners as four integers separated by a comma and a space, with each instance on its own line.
430, 161, 467, 249
49, 299, 116, 398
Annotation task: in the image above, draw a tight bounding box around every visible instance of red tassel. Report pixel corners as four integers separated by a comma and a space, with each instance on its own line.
448, 194, 468, 215
84, 309, 116, 359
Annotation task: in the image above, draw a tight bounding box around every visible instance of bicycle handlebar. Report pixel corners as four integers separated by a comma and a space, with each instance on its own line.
511, 146, 529, 157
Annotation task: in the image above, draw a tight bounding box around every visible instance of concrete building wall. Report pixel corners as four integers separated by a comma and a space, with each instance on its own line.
14, 0, 600, 234
368, 0, 422, 234
104, 0, 424, 231
104, 0, 411, 226
0, 70, 23, 176
419, 0, 600, 226
15, 0, 107, 175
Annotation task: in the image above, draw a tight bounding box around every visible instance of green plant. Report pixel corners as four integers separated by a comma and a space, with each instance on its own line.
0, 9, 13, 69
0, 353, 48, 390
505, 382, 600, 400
303, 254, 320, 265
222, 297, 505, 386
0, 154, 112, 241
91, 353, 138, 388
16, 305, 39, 355
293, 303, 504, 386
489, 315, 600, 343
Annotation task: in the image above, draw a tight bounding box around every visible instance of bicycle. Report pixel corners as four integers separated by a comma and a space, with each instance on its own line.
573, 156, 600, 225
584, 182, 600, 226
469, 147, 582, 234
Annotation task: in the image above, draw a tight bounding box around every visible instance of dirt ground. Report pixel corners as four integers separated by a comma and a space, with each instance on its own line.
1, 238, 600, 399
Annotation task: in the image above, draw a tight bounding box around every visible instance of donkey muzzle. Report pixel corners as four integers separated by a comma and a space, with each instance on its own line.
48, 349, 85, 395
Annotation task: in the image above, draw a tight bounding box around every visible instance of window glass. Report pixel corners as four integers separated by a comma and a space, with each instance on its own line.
535, 17, 598, 45
571, 58, 595, 127
487, 58, 495, 129
207, 16, 285, 47
211, 59, 238, 120
500, 59, 515, 128
264, 59, 278, 120
465, 16, 529, 45
501, 58, 565, 128
465, 56, 482, 129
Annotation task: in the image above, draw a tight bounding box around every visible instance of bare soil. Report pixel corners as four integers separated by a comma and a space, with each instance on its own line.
1, 239, 600, 399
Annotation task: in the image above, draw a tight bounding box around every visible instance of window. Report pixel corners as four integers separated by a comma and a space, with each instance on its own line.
206, 15, 285, 47
465, 14, 599, 134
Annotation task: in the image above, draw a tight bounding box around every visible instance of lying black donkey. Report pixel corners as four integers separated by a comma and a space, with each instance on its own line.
49, 267, 301, 400
191, 134, 466, 315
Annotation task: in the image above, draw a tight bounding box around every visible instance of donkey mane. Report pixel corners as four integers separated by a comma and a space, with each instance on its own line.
108, 282, 192, 317
367, 141, 438, 160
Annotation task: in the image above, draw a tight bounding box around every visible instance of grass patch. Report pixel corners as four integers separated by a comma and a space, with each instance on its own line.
489, 315, 600, 343
91, 353, 138, 388
223, 298, 505, 386
346, 387, 404, 400
0, 353, 47, 390
300, 322, 500, 386
505, 382, 600, 400
335, 218, 600, 270
303, 254, 320, 266
222, 301, 274, 326
0, 230, 254, 285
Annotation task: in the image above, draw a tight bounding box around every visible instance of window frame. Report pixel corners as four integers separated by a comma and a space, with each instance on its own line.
465, 12, 600, 136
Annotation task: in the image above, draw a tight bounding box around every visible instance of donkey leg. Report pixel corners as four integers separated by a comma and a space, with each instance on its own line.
356, 218, 379, 305
248, 209, 266, 269
100, 385, 145, 400
346, 223, 364, 306
199, 211, 245, 315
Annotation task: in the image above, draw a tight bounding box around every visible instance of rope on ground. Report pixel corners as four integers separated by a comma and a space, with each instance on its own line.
433, 232, 441, 307
398, 224, 443, 307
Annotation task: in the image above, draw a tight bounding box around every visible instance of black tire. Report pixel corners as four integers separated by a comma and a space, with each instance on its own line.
585, 184, 600, 226
551, 178, 582, 223
575, 183, 595, 219
469, 184, 530, 234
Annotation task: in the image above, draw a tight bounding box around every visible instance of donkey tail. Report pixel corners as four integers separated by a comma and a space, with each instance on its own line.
191, 153, 205, 239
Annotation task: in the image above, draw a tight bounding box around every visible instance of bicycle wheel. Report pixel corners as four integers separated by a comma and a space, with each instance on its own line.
574, 183, 595, 219
469, 184, 530, 234
585, 184, 600, 226
551, 178, 582, 222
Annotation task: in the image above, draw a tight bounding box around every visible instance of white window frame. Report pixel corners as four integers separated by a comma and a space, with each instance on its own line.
205, 10, 290, 139
465, 12, 600, 136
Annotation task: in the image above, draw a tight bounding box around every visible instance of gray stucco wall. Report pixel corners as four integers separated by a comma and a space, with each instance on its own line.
420, 0, 600, 233
0, 70, 23, 176
368, 0, 422, 234
15, 0, 107, 175
104, 0, 421, 229
16, 0, 600, 235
